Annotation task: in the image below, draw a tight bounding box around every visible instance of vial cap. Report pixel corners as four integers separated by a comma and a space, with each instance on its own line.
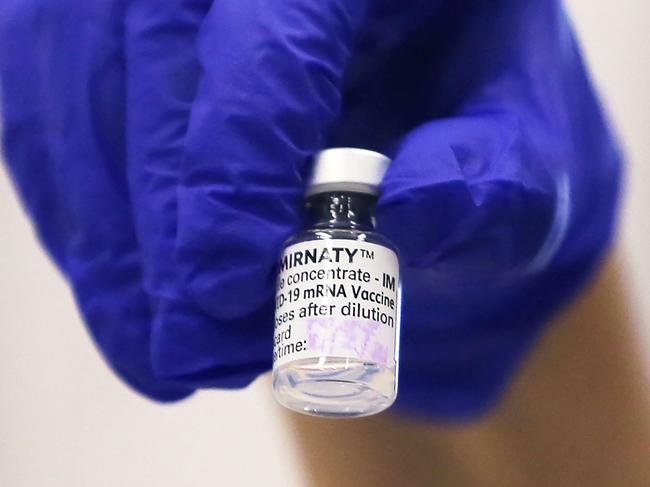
306, 148, 391, 197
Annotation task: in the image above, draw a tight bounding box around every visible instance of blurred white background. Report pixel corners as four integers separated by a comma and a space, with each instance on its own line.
1, 1, 648, 486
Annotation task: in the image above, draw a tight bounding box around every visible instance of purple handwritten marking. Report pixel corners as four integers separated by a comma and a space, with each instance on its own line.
306, 317, 389, 365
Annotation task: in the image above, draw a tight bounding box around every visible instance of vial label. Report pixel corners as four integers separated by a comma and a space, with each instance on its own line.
273, 239, 400, 369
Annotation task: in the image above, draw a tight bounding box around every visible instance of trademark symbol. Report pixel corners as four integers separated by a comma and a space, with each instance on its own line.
360, 249, 375, 259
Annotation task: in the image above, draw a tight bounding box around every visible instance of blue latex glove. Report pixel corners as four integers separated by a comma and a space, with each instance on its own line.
0, 0, 620, 418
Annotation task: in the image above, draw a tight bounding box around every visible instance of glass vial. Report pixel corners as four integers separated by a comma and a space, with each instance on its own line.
272, 148, 401, 417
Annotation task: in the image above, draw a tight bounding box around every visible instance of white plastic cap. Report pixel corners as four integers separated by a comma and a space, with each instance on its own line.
306, 147, 391, 197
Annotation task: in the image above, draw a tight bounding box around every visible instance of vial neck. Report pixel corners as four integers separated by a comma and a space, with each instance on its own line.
304, 192, 377, 231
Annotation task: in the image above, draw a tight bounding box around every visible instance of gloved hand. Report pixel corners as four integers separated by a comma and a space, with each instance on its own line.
0, 0, 620, 418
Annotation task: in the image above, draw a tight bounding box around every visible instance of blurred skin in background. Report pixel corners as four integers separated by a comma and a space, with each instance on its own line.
287, 255, 650, 486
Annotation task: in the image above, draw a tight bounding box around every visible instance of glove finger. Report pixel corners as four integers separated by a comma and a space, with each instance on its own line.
368, 1, 620, 418
178, 0, 371, 318
124, 0, 271, 385
138, 0, 371, 381
125, 0, 211, 292
0, 1, 191, 400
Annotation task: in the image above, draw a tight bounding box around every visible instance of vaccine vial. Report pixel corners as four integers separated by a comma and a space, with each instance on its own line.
272, 148, 401, 417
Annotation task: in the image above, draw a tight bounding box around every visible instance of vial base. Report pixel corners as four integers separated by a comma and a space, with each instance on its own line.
272, 357, 396, 418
